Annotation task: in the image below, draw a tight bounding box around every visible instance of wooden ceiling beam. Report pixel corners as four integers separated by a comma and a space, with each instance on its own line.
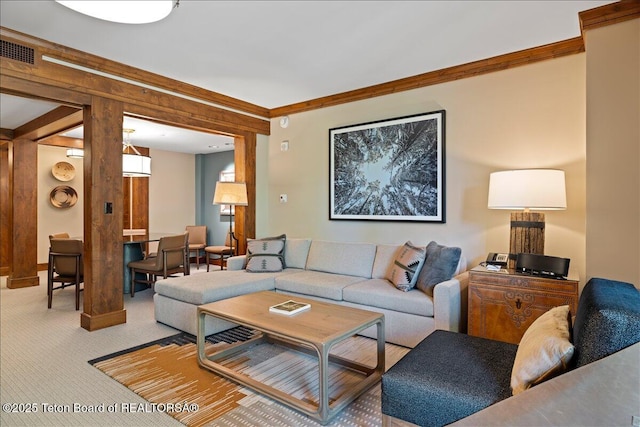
1, 74, 91, 106
1, 54, 270, 136
0, 128, 14, 141
13, 106, 82, 141
0, 26, 270, 119
39, 135, 83, 149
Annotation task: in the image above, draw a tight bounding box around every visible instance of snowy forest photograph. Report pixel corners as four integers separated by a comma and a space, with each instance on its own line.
330, 110, 445, 222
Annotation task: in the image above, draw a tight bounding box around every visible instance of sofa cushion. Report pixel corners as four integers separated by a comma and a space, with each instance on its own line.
343, 279, 433, 317
284, 238, 311, 269
572, 277, 640, 369
372, 244, 401, 279
154, 271, 278, 305
416, 241, 462, 296
387, 241, 427, 291
382, 330, 517, 427
510, 305, 574, 395
305, 240, 376, 278
275, 270, 367, 301
246, 234, 286, 272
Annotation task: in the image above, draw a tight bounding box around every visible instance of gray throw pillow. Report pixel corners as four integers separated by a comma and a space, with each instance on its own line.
415, 241, 462, 296
246, 234, 286, 272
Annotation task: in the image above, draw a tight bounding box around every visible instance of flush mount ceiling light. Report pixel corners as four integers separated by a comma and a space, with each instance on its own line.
55, 1, 177, 24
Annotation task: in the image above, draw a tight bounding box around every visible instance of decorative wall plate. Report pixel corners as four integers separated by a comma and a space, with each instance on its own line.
50, 185, 78, 208
52, 161, 76, 182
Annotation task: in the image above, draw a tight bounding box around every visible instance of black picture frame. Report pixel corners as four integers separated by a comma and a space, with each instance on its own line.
329, 110, 446, 222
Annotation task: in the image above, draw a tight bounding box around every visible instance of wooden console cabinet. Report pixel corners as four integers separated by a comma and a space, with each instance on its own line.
468, 266, 578, 344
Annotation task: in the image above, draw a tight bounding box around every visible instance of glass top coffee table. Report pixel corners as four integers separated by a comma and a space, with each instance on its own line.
197, 291, 385, 425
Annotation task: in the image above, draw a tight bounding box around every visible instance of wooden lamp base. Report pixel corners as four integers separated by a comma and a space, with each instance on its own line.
509, 211, 545, 269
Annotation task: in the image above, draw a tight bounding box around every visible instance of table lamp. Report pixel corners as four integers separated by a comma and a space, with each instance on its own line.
488, 169, 566, 268
213, 181, 248, 256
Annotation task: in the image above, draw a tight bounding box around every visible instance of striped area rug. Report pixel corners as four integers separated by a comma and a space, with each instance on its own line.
89, 327, 409, 427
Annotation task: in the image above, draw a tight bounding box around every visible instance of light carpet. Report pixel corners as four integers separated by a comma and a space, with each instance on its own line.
90, 326, 409, 427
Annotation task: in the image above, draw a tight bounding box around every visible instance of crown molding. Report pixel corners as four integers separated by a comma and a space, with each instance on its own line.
580, 0, 640, 34
271, 1, 639, 118
270, 37, 585, 118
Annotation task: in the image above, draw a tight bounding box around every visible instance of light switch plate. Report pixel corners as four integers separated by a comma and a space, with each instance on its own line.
279, 194, 287, 203
281, 141, 289, 151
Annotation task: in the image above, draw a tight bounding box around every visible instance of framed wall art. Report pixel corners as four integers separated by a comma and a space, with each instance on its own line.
329, 110, 446, 222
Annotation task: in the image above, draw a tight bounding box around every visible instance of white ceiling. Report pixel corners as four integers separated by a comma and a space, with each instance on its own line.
0, 0, 614, 153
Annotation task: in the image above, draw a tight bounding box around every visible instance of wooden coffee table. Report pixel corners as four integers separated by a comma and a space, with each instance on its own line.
197, 291, 385, 425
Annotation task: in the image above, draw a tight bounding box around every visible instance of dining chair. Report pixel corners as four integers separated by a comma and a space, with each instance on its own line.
185, 225, 207, 270
48, 238, 83, 310
204, 231, 233, 272
128, 232, 189, 297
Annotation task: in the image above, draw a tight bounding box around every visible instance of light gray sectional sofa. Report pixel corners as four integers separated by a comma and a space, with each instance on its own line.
154, 238, 468, 348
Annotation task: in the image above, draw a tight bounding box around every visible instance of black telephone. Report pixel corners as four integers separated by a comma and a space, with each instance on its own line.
486, 252, 508, 266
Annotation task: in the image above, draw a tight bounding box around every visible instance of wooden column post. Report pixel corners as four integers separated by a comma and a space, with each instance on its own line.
6, 138, 39, 288
233, 132, 256, 255
80, 97, 126, 331
509, 211, 545, 269
0, 142, 9, 277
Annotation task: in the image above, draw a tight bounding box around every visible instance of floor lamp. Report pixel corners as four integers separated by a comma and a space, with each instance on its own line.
488, 169, 566, 269
213, 181, 248, 257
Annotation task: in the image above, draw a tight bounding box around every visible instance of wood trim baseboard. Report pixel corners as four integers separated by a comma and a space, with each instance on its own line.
6, 275, 39, 288
81, 310, 127, 331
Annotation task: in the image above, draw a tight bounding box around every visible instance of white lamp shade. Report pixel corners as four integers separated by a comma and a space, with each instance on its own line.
122, 153, 151, 177
56, 1, 174, 24
66, 148, 84, 158
213, 182, 248, 206
488, 169, 566, 210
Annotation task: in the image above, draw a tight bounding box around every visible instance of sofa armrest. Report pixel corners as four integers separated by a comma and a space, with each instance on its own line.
226, 255, 246, 271
433, 270, 469, 333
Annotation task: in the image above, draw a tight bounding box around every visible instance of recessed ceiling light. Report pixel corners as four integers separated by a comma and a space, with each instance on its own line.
55, 1, 177, 24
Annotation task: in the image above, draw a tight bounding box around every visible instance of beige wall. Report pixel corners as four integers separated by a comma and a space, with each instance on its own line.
585, 18, 640, 285
255, 133, 270, 238
148, 149, 196, 234
37, 146, 195, 263
37, 145, 84, 263
265, 54, 587, 280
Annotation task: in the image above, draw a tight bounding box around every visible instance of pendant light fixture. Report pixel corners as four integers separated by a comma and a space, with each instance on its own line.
122, 128, 151, 177
65, 148, 84, 158
64, 128, 151, 177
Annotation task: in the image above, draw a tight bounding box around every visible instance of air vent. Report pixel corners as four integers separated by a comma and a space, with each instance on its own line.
0, 39, 35, 65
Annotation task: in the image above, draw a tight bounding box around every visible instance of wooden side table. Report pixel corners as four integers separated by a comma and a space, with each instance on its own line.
468, 266, 578, 344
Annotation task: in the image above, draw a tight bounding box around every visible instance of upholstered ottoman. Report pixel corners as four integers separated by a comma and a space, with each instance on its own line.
381, 330, 517, 427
